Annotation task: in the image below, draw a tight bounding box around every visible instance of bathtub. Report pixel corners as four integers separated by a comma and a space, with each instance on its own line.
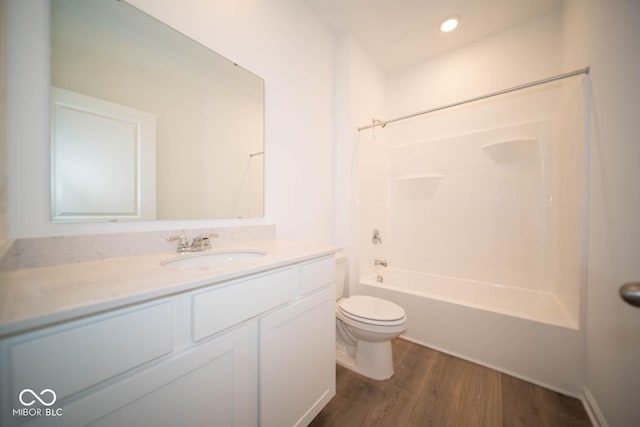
360, 269, 582, 396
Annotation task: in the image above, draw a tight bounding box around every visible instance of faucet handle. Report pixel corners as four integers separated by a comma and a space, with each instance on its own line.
166, 234, 189, 250
191, 232, 219, 250
193, 232, 219, 242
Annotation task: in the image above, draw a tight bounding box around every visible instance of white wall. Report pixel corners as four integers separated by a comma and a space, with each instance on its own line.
6, 0, 334, 242
334, 34, 386, 293
387, 12, 562, 120
562, 1, 640, 426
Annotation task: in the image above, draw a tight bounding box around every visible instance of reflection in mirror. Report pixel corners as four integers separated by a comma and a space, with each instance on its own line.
50, 0, 264, 222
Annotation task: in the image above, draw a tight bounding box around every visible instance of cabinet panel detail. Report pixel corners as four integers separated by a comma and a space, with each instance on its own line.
260, 286, 335, 427
23, 321, 258, 427
300, 256, 335, 295
9, 302, 173, 404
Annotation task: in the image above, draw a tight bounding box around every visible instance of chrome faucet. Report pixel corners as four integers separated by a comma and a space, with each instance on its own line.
374, 259, 388, 267
166, 232, 219, 253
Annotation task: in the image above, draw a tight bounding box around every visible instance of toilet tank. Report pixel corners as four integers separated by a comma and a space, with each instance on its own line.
335, 251, 346, 300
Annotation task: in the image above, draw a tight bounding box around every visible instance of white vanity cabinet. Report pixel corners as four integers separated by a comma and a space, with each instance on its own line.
260, 257, 336, 427
0, 254, 336, 427
76, 321, 258, 427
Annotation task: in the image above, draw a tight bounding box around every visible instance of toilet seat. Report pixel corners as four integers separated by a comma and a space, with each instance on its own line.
337, 295, 406, 327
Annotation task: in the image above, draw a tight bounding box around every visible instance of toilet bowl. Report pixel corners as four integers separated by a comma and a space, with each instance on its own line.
335, 253, 407, 380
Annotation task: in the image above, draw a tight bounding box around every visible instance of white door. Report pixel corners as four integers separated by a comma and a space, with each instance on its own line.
584, 1, 640, 426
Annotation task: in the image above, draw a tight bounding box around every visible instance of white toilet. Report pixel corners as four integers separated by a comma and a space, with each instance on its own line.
335, 253, 407, 380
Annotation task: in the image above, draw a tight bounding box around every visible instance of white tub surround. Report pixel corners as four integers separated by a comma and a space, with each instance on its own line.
361, 269, 582, 396
0, 238, 337, 427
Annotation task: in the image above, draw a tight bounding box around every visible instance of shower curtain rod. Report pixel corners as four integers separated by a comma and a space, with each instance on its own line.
357, 67, 590, 131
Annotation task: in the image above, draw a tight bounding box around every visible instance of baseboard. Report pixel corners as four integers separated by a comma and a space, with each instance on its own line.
582, 386, 607, 427
0, 238, 16, 272
0, 238, 14, 259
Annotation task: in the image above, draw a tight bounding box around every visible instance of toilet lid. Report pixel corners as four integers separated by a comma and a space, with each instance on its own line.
338, 295, 405, 323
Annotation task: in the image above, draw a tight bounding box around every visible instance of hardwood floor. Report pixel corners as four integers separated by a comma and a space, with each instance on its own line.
310, 338, 591, 427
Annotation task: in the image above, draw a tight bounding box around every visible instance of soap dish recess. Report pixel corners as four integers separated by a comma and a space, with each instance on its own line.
396, 175, 443, 199
481, 138, 538, 164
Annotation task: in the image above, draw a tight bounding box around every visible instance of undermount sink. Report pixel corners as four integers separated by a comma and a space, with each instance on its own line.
161, 250, 266, 270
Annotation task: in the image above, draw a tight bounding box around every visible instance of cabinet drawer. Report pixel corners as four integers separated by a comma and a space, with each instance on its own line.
192, 267, 298, 342
9, 302, 173, 404
300, 256, 335, 295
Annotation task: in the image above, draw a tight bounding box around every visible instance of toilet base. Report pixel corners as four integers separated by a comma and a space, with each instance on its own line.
335, 340, 394, 381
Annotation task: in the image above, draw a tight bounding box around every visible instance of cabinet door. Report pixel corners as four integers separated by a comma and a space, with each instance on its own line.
259, 287, 335, 427
23, 321, 258, 427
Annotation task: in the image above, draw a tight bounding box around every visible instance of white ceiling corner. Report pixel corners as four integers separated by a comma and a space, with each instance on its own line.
303, 0, 564, 73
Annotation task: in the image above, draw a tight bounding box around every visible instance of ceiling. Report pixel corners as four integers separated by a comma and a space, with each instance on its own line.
303, 0, 564, 73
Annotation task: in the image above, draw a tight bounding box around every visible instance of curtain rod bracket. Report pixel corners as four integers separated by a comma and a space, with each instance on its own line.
372, 118, 387, 128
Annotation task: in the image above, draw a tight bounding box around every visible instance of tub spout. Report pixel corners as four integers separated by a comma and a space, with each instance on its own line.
375, 259, 388, 267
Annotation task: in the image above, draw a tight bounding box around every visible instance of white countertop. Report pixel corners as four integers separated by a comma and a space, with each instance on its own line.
0, 240, 337, 338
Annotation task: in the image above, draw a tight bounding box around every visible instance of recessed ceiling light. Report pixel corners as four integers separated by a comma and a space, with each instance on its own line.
440, 15, 460, 33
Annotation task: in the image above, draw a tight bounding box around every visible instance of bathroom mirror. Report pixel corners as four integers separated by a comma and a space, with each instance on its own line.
50, 0, 264, 222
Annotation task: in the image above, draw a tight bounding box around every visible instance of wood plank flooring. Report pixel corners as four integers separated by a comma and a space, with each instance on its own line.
310, 338, 591, 427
